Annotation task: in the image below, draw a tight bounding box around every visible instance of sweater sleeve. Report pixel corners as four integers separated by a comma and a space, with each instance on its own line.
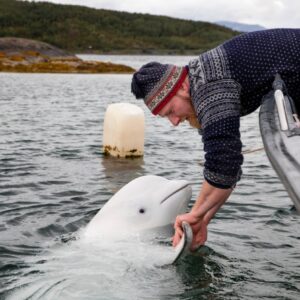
192, 78, 244, 189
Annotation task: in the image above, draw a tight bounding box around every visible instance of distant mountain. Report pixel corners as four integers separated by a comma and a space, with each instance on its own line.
0, 0, 239, 55
216, 21, 265, 32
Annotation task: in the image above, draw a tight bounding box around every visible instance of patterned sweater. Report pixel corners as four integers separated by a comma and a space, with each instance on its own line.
188, 28, 300, 189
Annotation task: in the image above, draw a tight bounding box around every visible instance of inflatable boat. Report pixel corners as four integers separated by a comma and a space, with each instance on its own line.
259, 74, 300, 212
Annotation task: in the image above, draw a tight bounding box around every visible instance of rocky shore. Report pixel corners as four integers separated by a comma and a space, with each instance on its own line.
0, 38, 135, 73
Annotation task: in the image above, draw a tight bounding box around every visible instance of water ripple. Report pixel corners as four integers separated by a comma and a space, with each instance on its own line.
1, 70, 300, 300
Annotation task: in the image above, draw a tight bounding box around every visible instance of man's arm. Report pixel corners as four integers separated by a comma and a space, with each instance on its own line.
172, 180, 232, 250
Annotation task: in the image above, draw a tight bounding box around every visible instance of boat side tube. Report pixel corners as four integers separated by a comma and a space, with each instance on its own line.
260, 74, 300, 211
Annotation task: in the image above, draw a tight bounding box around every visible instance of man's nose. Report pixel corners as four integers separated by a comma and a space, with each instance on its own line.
169, 115, 181, 126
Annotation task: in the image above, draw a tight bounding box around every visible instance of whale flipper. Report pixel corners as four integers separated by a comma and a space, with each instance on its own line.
171, 222, 193, 264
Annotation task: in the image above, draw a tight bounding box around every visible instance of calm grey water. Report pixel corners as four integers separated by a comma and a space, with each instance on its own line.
0, 55, 299, 299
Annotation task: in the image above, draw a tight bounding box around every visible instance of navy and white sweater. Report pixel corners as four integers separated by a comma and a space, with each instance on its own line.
188, 28, 300, 189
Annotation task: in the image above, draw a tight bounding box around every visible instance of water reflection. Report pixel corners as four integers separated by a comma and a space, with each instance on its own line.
101, 155, 145, 193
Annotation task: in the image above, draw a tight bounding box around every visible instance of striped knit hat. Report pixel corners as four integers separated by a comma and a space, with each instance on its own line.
131, 62, 188, 115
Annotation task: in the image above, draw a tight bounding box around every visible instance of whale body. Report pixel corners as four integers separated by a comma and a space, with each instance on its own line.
6, 176, 193, 299
84, 175, 192, 241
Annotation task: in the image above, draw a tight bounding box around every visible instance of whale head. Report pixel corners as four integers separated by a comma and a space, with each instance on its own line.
84, 175, 192, 240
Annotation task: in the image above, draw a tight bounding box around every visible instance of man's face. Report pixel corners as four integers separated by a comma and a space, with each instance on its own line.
158, 92, 200, 129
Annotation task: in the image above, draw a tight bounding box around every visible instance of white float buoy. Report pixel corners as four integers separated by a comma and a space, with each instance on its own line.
103, 103, 145, 158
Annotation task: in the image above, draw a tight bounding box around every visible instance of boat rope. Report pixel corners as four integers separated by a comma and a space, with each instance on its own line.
242, 146, 265, 154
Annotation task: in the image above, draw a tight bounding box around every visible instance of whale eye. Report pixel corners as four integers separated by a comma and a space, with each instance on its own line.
139, 208, 146, 214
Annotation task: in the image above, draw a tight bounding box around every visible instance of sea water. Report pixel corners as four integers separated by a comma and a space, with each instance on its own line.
0, 55, 299, 299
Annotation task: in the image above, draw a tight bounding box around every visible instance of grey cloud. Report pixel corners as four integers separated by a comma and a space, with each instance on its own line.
28, 0, 300, 28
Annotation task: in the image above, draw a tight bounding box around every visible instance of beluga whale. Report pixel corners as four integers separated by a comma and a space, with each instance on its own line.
84, 175, 193, 263
5, 176, 194, 299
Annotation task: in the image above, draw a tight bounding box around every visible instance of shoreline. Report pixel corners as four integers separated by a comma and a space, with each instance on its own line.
77, 53, 197, 57
0, 51, 135, 74
75, 50, 202, 56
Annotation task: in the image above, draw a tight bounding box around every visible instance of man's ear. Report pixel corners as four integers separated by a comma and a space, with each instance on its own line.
181, 77, 190, 93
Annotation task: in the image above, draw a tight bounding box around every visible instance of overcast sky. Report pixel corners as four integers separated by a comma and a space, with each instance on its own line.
27, 0, 300, 29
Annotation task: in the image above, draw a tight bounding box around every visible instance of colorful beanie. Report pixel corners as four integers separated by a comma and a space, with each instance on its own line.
131, 62, 188, 115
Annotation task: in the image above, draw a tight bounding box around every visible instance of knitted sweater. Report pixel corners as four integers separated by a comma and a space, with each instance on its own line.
188, 28, 300, 189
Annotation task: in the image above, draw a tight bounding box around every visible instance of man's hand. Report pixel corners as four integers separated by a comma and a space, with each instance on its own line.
173, 211, 208, 251
172, 180, 233, 251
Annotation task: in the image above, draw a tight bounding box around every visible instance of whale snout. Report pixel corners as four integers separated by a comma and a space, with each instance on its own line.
160, 182, 191, 204
155, 181, 192, 227
159, 180, 192, 212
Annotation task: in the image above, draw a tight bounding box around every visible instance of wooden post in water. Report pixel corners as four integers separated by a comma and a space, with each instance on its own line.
103, 103, 145, 158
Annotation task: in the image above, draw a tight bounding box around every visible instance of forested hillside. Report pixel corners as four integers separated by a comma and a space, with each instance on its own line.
0, 0, 240, 54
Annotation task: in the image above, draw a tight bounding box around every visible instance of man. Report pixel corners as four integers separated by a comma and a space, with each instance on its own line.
131, 28, 300, 250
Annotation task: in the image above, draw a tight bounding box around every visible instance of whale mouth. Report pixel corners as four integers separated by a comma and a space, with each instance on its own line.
160, 184, 190, 204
